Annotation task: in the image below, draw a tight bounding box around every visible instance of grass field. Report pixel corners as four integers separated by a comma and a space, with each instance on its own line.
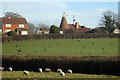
2, 38, 118, 56
2, 71, 119, 78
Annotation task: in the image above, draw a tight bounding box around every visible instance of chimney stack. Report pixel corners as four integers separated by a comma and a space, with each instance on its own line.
75, 22, 79, 28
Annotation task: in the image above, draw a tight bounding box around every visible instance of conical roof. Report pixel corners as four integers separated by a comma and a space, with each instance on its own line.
60, 12, 70, 30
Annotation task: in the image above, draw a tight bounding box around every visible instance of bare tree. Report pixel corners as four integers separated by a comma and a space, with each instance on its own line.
38, 23, 49, 31
28, 22, 35, 34
4, 12, 23, 18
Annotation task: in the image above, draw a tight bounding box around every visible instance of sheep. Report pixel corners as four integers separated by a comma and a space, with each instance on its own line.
8, 67, 12, 71
57, 69, 62, 73
38, 68, 42, 73
23, 70, 29, 75
67, 69, 72, 74
60, 71, 65, 76
0, 67, 4, 71
45, 68, 51, 72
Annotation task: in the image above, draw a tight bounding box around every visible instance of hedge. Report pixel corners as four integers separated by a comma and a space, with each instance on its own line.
2, 34, 120, 42
2, 55, 120, 76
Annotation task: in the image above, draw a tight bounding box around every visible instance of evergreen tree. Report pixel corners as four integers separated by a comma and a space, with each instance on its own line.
100, 10, 118, 33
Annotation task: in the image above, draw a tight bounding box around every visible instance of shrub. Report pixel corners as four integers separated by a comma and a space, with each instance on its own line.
49, 25, 60, 34
6, 31, 17, 36
2, 34, 120, 42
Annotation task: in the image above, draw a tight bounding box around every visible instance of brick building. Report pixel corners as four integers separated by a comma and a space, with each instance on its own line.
0, 16, 28, 35
59, 12, 90, 34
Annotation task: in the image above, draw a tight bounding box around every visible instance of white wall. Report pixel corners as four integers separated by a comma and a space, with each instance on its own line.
114, 29, 120, 34
21, 31, 28, 35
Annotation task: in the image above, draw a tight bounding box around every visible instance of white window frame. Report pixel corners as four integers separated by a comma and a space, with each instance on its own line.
6, 24, 11, 27
19, 24, 24, 28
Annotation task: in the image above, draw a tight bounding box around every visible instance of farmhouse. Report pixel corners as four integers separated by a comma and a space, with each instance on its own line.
0, 16, 28, 35
59, 12, 90, 34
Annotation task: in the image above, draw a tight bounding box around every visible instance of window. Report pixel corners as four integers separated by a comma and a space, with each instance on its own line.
19, 24, 24, 28
6, 24, 11, 27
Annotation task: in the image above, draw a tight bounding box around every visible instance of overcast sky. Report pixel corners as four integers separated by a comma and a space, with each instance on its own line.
0, 0, 119, 28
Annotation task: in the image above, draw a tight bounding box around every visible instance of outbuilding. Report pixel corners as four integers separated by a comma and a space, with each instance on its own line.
113, 28, 120, 34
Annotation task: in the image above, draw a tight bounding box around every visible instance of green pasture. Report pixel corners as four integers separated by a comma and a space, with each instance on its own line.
2, 71, 119, 78
2, 38, 118, 56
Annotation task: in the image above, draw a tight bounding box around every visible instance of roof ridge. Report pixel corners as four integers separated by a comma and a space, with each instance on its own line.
2, 17, 27, 24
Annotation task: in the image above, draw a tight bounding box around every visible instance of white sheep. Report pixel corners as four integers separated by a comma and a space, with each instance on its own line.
0, 67, 4, 71
57, 69, 62, 73
67, 69, 72, 74
24, 70, 29, 75
38, 68, 42, 73
45, 68, 51, 72
60, 71, 65, 76
8, 67, 12, 71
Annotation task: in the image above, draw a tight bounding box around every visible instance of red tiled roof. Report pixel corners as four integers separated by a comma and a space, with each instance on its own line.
68, 24, 82, 29
74, 28, 90, 34
2, 17, 27, 24
68, 24, 75, 29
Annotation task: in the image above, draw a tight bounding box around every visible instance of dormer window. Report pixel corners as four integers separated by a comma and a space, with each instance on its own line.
6, 24, 11, 27
19, 24, 24, 28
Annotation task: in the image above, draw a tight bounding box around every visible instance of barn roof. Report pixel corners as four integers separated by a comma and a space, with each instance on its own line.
1, 17, 27, 24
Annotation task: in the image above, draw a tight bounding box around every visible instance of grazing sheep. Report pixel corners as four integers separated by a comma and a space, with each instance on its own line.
45, 68, 51, 72
24, 70, 29, 75
67, 69, 72, 74
8, 67, 12, 71
38, 68, 42, 73
0, 67, 4, 71
60, 71, 65, 76
57, 69, 62, 73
